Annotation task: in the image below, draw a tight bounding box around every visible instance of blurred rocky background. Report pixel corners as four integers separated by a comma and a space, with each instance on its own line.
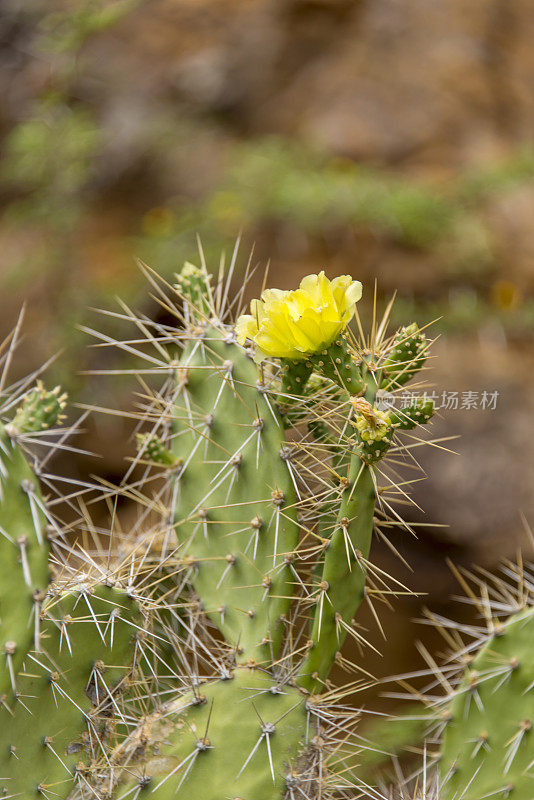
1, 0, 533, 697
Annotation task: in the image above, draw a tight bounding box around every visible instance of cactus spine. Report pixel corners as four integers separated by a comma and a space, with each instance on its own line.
169, 325, 300, 664
367, 558, 534, 800
0, 584, 143, 798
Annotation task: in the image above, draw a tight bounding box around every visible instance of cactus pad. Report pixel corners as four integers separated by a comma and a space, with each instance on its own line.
0, 585, 142, 799
0, 426, 50, 699
170, 327, 299, 665
441, 608, 534, 800
113, 668, 307, 800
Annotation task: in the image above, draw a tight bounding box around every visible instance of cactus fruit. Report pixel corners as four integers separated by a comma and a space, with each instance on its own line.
281, 357, 314, 395
389, 398, 435, 431
381, 323, 428, 390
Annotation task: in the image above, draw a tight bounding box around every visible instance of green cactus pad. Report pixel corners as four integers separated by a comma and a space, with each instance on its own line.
113, 668, 307, 800
0, 424, 50, 699
441, 608, 534, 800
299, 462, 375, 691
280, 357, 313, 395
0, 585, 141, 799
381, 323, 427, 389
170, 326, 299, 665
309, 336, 364, 394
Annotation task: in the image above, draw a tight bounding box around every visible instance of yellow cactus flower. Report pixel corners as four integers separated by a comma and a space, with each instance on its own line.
235, 271, 362, 361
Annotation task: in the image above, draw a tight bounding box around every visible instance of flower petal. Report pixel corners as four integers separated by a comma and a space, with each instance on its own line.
234, 271, 363, 359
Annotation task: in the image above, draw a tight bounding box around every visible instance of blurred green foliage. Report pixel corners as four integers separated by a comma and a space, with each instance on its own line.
38, 0, 138, 53
1, 1, 534, 395
138, 137, 534, 278
3, 101, 100, 227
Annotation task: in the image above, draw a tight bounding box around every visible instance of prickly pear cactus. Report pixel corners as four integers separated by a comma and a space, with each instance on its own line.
6, 250, 532, 800
371, 558, 534, 800
0, 370, 150, 799
169, 325, 300, 665
0, 253, 439, 800
111, 259, 436, 798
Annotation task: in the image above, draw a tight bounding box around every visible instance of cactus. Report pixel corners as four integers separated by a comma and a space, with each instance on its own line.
0, 256, 441, 800
427, 559, 534, 800
381, 323, 428, 390
368, 556, 534, 800
3, 251, 532, 800
0, 363, 151, 799
0, 381, 66, 701
441, 608, 534, 800
0, 583, 143, 798
100, 260, 434, 798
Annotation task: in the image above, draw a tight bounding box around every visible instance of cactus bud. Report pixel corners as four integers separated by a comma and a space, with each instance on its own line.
6, 382, 67, 436
135, 433, 179, 467
351, 398, 393, 463
175, 262, 212, 317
